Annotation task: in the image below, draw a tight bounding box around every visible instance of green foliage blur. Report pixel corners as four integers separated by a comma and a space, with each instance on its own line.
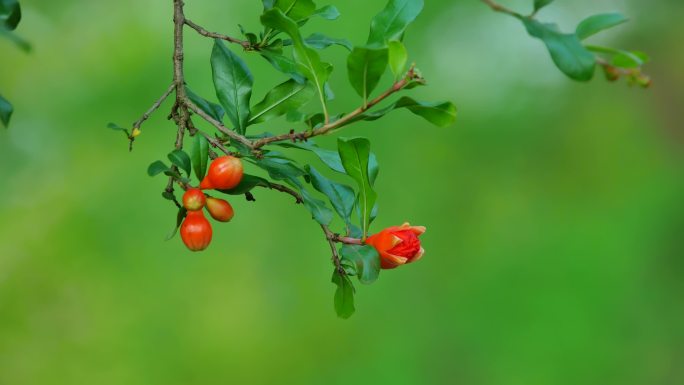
1, 0, 684, 384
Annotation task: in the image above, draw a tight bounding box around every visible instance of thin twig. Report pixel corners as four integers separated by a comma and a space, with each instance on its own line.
184, 19, 252, 49
253, 66, 421, 149
127, 83, 176, 151
480, 0, 523, 18
184, 98, 255, 150
321, 225, 346, 275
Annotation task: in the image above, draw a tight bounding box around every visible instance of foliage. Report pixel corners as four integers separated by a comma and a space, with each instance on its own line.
484, 0, 651, 86
108, 0, 651, 319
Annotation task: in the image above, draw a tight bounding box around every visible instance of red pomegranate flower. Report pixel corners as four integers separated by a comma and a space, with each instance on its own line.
365, 223, 426, 269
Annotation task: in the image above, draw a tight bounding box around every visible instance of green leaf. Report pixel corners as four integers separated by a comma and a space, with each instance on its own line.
211, 39, 254, 134
289, 33, 352, 51
356, 96, 457, 127
255, 156, 307, 181
261, 8, 331, 114
0, 0, 21, 31
148, 161, 170, 177
168, 150, 192, 176
218, 174, 273, 195
311, 5, 340, 20
0, 93, 12, 128
388, 40, 408, 79
191, 135, 209, 181
337, 138, 377, 239
340, 244, 380, 285
331, 270, 355, 319
278, 141, 379, 184
299, 186, 334, 225
307, 165, 356, 225
186, 87, 225, 122
367, 0, 424, 46
347, 46, 389, 101
273, 0, 315, 22
259, 49, 307, 84
586, 45, 648, 68
522, 19, 596, 81
533, 0, 554, 12
576, 13, 628, 41
613, 50, 649, 68
166, 207, 187, 241
249, 79, 315, 125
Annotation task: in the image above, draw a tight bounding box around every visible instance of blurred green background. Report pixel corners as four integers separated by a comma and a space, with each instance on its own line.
2, 0, 684, 384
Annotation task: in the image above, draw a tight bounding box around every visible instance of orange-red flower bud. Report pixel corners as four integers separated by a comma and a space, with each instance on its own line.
182, 188, 206, 211
205, 197, 234, 222
180, 210, 213, 251
365, 222, 425, 269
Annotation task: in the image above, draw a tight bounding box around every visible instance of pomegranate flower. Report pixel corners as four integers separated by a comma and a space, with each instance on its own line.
365, 223, 426, 269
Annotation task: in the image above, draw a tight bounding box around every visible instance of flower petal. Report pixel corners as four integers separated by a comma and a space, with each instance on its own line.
410, 247, 425, 263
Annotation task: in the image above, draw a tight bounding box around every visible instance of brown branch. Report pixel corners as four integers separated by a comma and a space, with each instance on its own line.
321, 225, 346, 275
481, 0, 523, 18
184, 19, 252, 49
253, 66, 421, 149
184, 99, 255, 150
164, 0, 192, 197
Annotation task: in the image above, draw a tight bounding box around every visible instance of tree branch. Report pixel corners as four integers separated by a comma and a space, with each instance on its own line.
480, 0, 523, 18
184, 19, 252, 49
128, 83, 176, 151
252, 66, 421, 149
184, 99, 255, 150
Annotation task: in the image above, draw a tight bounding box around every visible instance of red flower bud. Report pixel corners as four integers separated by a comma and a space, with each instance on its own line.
180, 210, 213, 251
182, 188, 206, 211
205, 197, 234, 222
365, 222, 425, 269
200, 156, 244, 190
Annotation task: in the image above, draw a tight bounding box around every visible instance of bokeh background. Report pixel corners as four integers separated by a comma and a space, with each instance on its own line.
2, 0, 684, 384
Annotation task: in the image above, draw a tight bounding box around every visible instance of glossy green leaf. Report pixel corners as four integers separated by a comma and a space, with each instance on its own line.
218, 174, 273, 195
311, 5, 340, 20
533, 0, 554, 12
307, 165, 356, 225
261, 8, 331, 113
287, 33, 352, 51
0, 0, 21, 31
147, 161, 170, 177
576, 13, 628, 41
367, 0, 424, 46
211, 39, 253, 134
279, 141, 379, 184
273, 0, 315, 22
249, 79, 315, 125
331, 270, 355, 319
168, 150, 192, 176
356, 96, 457, 127
388, 40, 408, 79
191, 135, 209, 181
260, 49, 307, 83
299, 186, 334, 225
255, 156, 307, 181
340, 244, 380, 285
338, 138, 377, 239
522, 19, 596, 81
347, 46, 389, 101
186, 87, 225, 122
166, 207, 187, 241
0, 94, 12, 128
613, 50, 649, 68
